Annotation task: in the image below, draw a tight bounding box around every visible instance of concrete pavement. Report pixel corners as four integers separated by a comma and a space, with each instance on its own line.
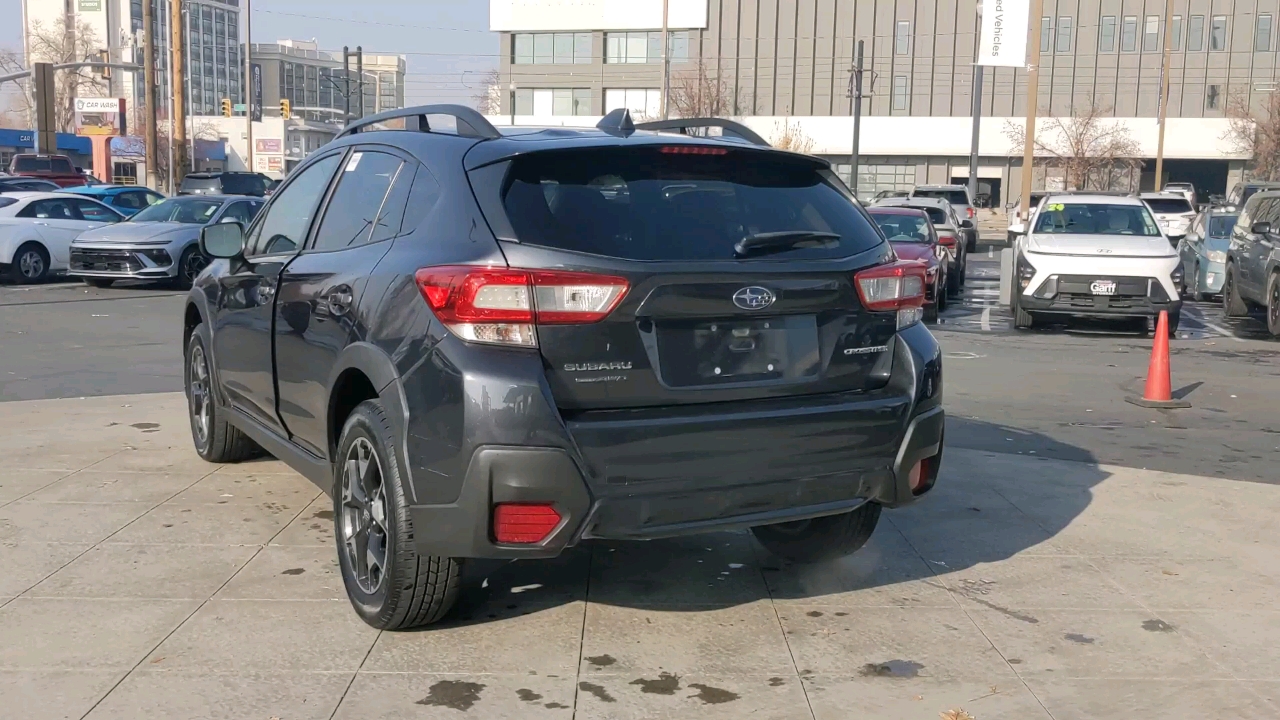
2, 392, 1279, 719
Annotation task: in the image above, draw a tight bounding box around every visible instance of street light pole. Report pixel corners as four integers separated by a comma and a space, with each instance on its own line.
967, 3, 984, 205
848, 40, 864, 197
1154, 0, 1174, 190
143, 0, 158, 189
1018, 0, 1047, 223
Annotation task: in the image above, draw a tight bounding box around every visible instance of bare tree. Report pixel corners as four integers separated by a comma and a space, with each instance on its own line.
0, 17, 108, 132
1003, 99, 1143, 192
667, 60, 750, 117
1224, 93, 1280, 182
771, 119, 814, 154
472, 69, 502, 116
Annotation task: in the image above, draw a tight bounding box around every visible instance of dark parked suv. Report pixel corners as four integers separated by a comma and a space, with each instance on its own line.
1223, 190, 1280, 336
184, 106, 945, 629
178, 171, 271, 197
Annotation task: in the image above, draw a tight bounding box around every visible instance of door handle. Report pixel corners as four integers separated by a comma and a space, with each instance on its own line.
33, 221, 48, 226
327, 287, 353, 316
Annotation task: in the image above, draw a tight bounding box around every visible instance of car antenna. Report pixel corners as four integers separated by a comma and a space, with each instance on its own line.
596, 108, 635, 138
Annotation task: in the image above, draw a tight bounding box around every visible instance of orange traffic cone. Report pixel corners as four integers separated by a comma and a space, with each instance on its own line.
1125, 311, 1191, 409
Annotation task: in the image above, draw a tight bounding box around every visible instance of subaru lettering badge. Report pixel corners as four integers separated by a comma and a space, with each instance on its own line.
732, 286, 776, 310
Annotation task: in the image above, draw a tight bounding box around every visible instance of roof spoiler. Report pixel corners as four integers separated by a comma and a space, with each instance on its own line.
337, 104, 502, 140
634, 118, 770, 147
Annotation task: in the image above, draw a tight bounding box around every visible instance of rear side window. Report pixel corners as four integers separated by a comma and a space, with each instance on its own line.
222, 174, 268, 195
0, 197, 16, 209
1145, 198, 1193, 214
499, 147, 882, 261
913, 188, 969, 205
311, 151, 405, 251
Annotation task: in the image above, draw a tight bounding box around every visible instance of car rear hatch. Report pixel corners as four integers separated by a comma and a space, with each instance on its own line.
456, 143, 917, 502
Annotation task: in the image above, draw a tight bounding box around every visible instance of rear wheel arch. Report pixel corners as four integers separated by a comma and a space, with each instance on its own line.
327, 343, 401, 460
183, 302, 203, 348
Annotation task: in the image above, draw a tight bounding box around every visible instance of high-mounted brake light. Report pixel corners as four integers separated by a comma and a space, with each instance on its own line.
659, 145, 729, 155
854, 262, 927, 330
414, 266, 629, 347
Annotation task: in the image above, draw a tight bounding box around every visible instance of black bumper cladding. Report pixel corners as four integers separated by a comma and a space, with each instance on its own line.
1021, 274, 1181, 317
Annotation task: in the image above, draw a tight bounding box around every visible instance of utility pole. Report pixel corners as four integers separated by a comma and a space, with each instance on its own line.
33, 63, 56, 154
967, 2, 984, 206
848, 40, 864, 197
143, 0, 158, 189
1153, 0, 1174, 190
170, 0, 188, 184
356, 46, 364, 119
660, 0, 670, 119
1018, 0, 1047, 223
342, 46, 351, 121
245, 0, 254, 174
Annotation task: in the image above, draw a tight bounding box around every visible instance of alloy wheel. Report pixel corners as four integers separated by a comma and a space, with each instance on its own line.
188, 345, 212, 447
341, 438, 389, 595
18, 249, 44, 279
1270, 277, 1280, 331
181, 250, 209, 286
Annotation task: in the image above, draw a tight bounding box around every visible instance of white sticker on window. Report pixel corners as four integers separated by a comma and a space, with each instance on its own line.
345, 152, 363, 172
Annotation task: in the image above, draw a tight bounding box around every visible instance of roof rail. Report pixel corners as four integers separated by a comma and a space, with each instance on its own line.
337, 104, 502, 140
596, 108, 636, 137
634, 118, 769, 147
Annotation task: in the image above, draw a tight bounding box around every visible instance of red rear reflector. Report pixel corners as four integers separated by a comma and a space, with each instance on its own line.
414, 266, 629, 347
908, 458, 928, 491
493, 503, 562, 544
659, 145, 729, 155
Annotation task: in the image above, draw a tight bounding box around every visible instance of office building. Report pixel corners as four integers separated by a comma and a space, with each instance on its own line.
250, 40, 406, 124
490, 0, 1280, 198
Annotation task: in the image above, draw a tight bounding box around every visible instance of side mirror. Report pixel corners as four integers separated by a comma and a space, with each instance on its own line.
960, 219, 975, 229
201, 221, 245, 258
1251, 221, 1271, 235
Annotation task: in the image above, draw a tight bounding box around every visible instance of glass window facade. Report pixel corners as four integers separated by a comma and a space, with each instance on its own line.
513, 32, 592, 64
1099, 16, 1116, 52
604, 31, 690, 63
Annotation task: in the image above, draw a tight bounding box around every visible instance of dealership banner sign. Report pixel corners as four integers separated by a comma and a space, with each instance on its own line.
977, 0, 1030, 67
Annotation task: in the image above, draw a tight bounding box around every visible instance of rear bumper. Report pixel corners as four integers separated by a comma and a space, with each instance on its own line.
406, 324, 944, 559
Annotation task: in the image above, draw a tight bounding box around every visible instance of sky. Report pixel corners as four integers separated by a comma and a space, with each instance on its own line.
0, 0, 499, 109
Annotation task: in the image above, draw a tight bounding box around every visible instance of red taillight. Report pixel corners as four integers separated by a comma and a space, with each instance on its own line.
855, 262, 927, 329
937, 233, 957, 247
493, 503, 562, 544
659, 145, 729, 155
414, 266, 629, 347
966, 207, 975, 219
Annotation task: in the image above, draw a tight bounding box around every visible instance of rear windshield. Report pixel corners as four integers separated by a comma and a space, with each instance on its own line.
1034, 203, 1161, 236
1208, 215, 1238, 237
221, 174, 267, 195
870, 213, 931, 243
913, 188, 969, 205
891, 205, 947, 225
500, 148, 883, 261
129, 198, 222, 224
179, 176, 222, 193
1145, 198, 1193, 214
13, 156, 50, 172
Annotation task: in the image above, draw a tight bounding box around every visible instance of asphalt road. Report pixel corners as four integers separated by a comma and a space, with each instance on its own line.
3, 259, 1277, 484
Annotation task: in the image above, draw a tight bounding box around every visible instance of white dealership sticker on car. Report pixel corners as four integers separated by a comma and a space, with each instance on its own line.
1090, 279, 1117, 296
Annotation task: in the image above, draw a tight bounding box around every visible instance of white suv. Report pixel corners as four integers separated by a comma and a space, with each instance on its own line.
1011, 194, 1183, 333
1140, 192, 1197, 244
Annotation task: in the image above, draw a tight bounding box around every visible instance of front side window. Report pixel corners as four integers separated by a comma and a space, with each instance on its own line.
219, 200, 262, 226
1100, 16, 1117, 52
1034, 203, 1161, 237
1122, 16, 1138, 52
311, 151, 405, 251
1210, 16, 1227, 50
246, 153, 342, 256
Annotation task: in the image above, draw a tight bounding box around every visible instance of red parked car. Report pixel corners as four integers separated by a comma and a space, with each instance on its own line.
7, 153, 87, 188
867, 206, 947, 322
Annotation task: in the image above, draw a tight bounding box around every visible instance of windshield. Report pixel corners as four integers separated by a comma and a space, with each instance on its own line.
870, 213, 931, 243
1145, 198, 1193, 214
1208, 215, 1238, 238
221, 174, 268, 195
500, 147, 883, 261
1034, 203, 1162, 236
913, 188, 969, 205
129, 198, 223, 224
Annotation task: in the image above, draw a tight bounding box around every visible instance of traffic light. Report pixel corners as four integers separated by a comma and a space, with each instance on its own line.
280, 99, 291, 118
220, 98, 231, 117
97, 49, 111, 79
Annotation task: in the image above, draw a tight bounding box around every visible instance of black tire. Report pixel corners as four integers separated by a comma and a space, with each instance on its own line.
924, 302, 939, 324
334, 399, 462, 630
1013, 291, 1035, 329
82, 277, 115, 288
957, 247, 968, 287
1267, 272, 1280, 338
1223, 263, 1249, 318
947, 260, 962, 296
173, 245, 209, 290
1167, 310, 1181, 337
8, 242, 49, 284
934, 270, 948, 311
752, 502, 882, 563
185, 325, 259, 463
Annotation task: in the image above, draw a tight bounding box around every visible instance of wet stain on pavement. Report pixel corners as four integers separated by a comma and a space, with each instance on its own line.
860, 660, 924, 678
280, 568, 305, 576
313, 510, 334, 520
1143, 619, 1175, 632
516, 689, 543, 702
130, 422, 160, 431
544, 702, 569, 709
416, 680, 485, 711
806, 610, 824, 617
630, 672, 680, 695
834, 612, 848, 617
578, 681, 615, 703
768, 677, 786, 686
1063, 633, 1095, 644
585, 654, 616, 667
1008, 658, 1023, 665
688, 683, 740, 704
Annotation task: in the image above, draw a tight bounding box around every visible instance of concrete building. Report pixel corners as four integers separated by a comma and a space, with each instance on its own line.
489, 0, 1280, 199
250, 40, 406, 125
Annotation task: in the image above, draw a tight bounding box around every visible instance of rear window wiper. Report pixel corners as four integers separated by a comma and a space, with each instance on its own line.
734, 230, 840, 257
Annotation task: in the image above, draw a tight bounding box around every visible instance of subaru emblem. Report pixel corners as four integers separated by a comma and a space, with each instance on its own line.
732, 286, 776, 310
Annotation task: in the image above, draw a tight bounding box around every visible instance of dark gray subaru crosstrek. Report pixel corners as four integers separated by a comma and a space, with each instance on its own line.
183, 106, 946, 630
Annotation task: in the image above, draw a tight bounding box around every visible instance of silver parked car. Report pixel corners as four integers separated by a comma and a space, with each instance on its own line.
68, 195, 263, 289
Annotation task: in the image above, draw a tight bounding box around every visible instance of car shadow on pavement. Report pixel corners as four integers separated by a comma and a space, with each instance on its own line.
419, 418, 1108, 628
